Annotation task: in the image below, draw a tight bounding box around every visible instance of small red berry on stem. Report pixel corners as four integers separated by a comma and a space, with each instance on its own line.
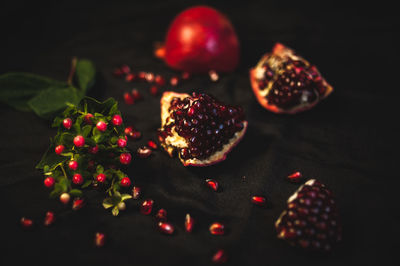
73, 135, 85, 147
140, 199, 154, 215
112, 114, 123, 126
120, 177, 131, 187
20, 217, 33, 229
96, 121, 107, 132
60, 193, 70, 205
68, 160, 78, 171
55, 145, 65, 155
84, 113, 94, 124
72, 173, 83, 185
44, 177, 55, 188
89, 144, 99, 154
44, 211, 55, 226
94, 232, 106, 247
120, 153, 132, 165
96, 173, 106, 183
117, 138, 127, 148
63, 118, 72, 129
124, 92, 134, 105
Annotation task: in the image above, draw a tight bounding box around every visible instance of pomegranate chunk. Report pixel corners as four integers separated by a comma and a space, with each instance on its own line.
209, 222, 225, 235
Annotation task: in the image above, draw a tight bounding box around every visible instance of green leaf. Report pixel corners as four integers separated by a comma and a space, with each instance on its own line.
96, 165, 104, 173
112, 206, 119, 216
82, 125, 92, 138
73, 115, 84, 134
121, 194, 132, 201
75, 59, 96, 92
69, 189, 83, 197
0, 72, 68, 111
28, 86, 83, 119
82, 180, 92, 188
102, 198, 114, 209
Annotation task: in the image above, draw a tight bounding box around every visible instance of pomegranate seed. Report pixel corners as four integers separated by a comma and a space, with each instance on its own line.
140, 199, 154, 215
125, 73, 136, 82
138, 71, 146, 81
185, 213, 194, 233
112, 68, 124, 77
124, 126, 134, 135
156, 208, 167, 221
44, 177, 55, 188
72, 198, 85, 211
212, 249, 228, 264
44, 211, 55, 226
287, 171, 303, 182
150, 85, 158, 96
94, 232, 106, 247
209, 222, 225, 235
20, 217, 33, 229
209, 70, 219, 82
181, 72, 190, 80
170, 76, 179, 86
205, 179, 219, 192
120, 64, 131, 74
147, 140, 157, 149
132, 186, 141, 199
124, 92, 135, 105
87, 160, 95, 170
137, 146, 152, 158
128, 130, 141, 140
158, 222, 174, 235
155, 75, 165, 86
251, 195, 267, 206
145, 72, 155, 83
131, 89, 142, 101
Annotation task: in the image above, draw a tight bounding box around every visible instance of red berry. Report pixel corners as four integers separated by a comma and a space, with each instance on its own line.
44, 211, 55, 226
63, 118, 72, 129
209, 222, 225, 235
68, 160, 78, 171
150, 85, 158, 96
155, 75, 166, 86
20, 217, 33, 229
60, 193, 70, 205
117, 138, 127, 148
140, 199, 154, 215
185, 213, 194, 233
112, 114, 123, 126
206, 179, 219, 191
95, 232, 106, 247
124, 92, 135, 105
170, 76, 179, 86
89, 144, 99, 154
72, 198, 85, 210
251, 195, 267, 206
84, 113, 94, 124
158, 222, 175, 235
96, 121, 107, 132
73, 135, 85, 147
96, 173, 106, 183
72, 173, 83, 185
55, 145, 64, 155
132, 186, 141, 199
44, 177, 55, 188
212, 249, 228, 264
120, 177, 131, 187
119, 153, 132, 165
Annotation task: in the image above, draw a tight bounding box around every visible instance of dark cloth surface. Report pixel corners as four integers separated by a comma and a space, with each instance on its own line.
0, 1, 397, 265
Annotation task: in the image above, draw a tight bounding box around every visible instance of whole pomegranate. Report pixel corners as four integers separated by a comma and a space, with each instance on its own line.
157, 6, 240, 73
158, 91, 247, 166
250, 43, 333, 114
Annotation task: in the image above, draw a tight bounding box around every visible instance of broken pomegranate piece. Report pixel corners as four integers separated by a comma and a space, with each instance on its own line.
250, 43, 333, 114
158, 91, 247, 166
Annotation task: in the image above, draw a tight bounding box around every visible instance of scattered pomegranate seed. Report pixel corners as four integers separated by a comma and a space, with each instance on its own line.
147, 140, 157, 149
60, 193, 71, 205
209, 70, 219, 82
156, 208, 167, 221
158, 222, 175, 235
138, 71, 146, 81
154, 44, 166, 59
205, 179, 219, 192
155, 75, 166, 86
140, 199, 154, 215
94, 232, 106, 247
181, 72, 190, 80
150, 85, 158, 96
287, 171, 303, 182
124, 126, 134, 135
170, 76, 179, 86
72, 198, 85, 211
131, 89, 142, 101
209, 222, 225, 235
145, 72, 155, 83
132, 186, 141, 199
185, 213, 194, 233
137, 146, 152, 158
112, 68, 124, 77
44, 211, 55, 226
212, 249, 228, 264
125, 73, 136, 82
128, 130, 142, 140
120, 64, 131, 74
251, 195, 267, 206
20, 217, 33, 229
124, 92, 134, 105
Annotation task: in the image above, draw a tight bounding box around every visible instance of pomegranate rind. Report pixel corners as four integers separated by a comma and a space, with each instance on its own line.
250, 43, 333, 114
160, 91, 247, 167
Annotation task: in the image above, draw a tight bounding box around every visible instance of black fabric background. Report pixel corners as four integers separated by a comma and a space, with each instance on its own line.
0, 1, 398, 265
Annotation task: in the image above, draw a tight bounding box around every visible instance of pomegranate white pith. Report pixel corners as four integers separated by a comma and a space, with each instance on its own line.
160, 91, 247, 166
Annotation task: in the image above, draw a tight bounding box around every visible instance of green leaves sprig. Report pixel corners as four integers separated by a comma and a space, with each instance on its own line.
0, 57, 95, 119
36, 97, 133, 216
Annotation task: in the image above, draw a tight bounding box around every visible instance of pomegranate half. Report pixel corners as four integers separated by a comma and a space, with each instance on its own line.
158, 91, 247, 166
157, 6, 240, 73
250, 43, 333, 114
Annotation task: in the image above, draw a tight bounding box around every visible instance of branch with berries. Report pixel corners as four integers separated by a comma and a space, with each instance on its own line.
36, 97, 133, 216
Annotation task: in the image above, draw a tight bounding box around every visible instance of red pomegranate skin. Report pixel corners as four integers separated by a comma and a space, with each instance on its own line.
164, 6, 240, 73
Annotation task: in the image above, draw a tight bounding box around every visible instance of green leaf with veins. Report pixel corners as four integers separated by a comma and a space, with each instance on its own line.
75, 59, 96, 92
